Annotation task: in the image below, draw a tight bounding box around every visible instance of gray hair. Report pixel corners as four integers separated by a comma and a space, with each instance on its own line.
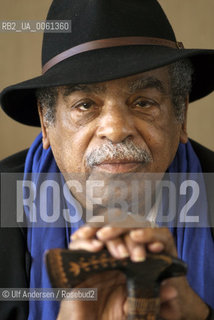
168, 59, 193, 121
36, 58, 194, 125
36, 86, 58, 125
86, 138, 152, 168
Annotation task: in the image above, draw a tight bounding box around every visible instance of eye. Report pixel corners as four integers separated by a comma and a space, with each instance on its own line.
133, 98, 157, 109
74, 100, 95, 111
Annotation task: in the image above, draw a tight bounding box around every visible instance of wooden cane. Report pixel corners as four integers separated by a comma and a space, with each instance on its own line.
45, 249, 187, 319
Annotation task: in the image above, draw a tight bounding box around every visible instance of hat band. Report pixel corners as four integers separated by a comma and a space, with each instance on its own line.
42, 36, 184, 74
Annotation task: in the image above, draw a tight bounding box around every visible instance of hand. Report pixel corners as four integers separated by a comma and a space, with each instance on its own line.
57, 270, 127, 320
58, 223, 209, 320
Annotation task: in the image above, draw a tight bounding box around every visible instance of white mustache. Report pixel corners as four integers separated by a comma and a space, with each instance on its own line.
86, 139, 153, 168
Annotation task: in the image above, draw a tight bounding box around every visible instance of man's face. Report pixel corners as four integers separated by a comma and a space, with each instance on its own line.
39, 66, 188, 177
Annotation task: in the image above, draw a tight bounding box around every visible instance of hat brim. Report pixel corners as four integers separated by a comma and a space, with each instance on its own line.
1, 45, 214, 126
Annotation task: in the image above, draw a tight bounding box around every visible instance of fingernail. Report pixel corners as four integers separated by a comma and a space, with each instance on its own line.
83, 226, 93, 232
132, 247, 146, 262
149, 242, 164, 251
91, 240, 103, 247
168, 287, 178, 299
78, 226, 92, 237
71, 233, 78, 240
130, 230, 144, 239
118, 244, 129, 258
96, 226, 112, 238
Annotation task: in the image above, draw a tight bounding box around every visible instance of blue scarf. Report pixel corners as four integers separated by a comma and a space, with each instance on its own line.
24, 133, 214, 320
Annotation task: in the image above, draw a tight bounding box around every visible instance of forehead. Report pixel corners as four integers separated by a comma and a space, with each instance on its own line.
62, 66, 170, 96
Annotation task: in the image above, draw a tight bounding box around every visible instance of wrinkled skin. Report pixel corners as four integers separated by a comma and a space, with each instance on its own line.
39, 67, 209, 320
58, 224, 209, 320
39, 67, 188, 176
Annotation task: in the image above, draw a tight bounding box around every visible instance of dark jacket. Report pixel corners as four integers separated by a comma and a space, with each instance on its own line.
0, 140, 214, 320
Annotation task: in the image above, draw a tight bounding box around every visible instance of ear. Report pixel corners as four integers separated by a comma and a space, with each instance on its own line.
179, 96, 189, 144
38, 103, 50, 149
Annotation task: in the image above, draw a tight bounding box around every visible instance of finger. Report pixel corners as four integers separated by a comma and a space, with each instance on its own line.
71, 226, 98, 241
69, 239, 103, 251
130, 227, 177, 256
123, 298, 129, 318
96, 226, 129, 241
160, 283, 178, 303
124, 234, 146, 262
104, 284, 127, 320
106, 238, 129, 259
147, 241, 164, 252
160, 299, 179, 320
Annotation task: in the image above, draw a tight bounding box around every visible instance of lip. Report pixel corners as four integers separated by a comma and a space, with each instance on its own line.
94, 161, 145, 173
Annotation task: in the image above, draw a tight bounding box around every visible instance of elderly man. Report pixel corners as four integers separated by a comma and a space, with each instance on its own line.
1, 0, 214, 319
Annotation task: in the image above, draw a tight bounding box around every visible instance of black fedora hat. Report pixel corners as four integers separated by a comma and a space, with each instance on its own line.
1, 0, 214, 127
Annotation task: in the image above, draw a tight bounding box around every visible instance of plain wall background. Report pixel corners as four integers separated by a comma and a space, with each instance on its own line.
0, 0, 214, 160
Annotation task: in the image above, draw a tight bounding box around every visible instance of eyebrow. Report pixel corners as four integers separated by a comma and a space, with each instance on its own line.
62, 84, 106, 96
62, 76, 167, 97
128, 76, 167, 94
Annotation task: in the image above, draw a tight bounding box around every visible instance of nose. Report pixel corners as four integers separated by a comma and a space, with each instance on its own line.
96, 104, 136, 143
